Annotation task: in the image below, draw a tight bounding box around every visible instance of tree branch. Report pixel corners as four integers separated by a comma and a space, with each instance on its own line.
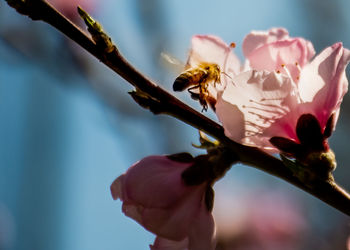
5, 0, 350, 215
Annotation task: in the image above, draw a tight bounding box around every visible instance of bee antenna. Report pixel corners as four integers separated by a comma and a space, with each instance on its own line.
221, 71, 232, 80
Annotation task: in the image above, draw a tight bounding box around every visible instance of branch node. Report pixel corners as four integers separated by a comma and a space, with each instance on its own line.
280, 154, 335, 188
77, 6, 115, 53
129, 89, 163, 114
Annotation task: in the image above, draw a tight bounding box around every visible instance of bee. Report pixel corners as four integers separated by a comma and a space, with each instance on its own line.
173, 62, 221, 111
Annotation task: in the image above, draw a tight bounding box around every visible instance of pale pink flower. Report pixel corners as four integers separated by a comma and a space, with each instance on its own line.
209, 28, 350, 157
111, 155, 216, 250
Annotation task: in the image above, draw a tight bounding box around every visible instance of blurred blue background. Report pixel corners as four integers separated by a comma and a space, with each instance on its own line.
1, 0, 350, 249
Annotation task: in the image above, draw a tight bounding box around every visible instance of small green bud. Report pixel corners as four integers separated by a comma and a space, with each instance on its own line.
304, 149, 336, 172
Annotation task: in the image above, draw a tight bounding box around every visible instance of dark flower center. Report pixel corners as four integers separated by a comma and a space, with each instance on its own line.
269, 113, 336, 173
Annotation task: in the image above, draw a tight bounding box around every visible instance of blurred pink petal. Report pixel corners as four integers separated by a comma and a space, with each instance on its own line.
150, 204, 215, 250
213, 185, 307, 250
247, 192, 306, 240
150, 237, 188, 250
48, 0, 97, 20
111, 155, 215, 250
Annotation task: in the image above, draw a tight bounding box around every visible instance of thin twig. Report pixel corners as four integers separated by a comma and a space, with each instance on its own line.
5, 0, 350, 215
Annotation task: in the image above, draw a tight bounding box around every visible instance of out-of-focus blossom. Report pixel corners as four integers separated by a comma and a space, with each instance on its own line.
48, 0, 97, 20
111, 155, 216, 250
185, 28, 350, 164
213, 187, 307, 250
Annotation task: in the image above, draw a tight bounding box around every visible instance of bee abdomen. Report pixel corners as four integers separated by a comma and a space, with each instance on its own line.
173, 73, 191, 91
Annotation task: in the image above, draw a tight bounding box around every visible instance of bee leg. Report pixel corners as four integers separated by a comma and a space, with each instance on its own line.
188, 86, 208, 112
189, 92, 200, 101
200, 99, 208, 112
190, 92, 208, 112
211, 77, 217, 88
188, 87, 200, 101
213, 74, 221, 87
199, 85, 209, 111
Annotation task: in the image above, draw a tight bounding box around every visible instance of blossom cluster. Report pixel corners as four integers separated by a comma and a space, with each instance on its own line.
111, 28, 350, 249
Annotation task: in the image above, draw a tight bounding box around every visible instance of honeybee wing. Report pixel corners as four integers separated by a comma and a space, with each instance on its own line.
186, 47, 207, 68
160, 52, 188, 74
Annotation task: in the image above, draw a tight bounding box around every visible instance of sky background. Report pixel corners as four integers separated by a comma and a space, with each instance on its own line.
1, 0, 350, 249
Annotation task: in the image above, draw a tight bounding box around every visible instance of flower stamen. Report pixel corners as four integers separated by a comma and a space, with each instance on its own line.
222, 41, 237, 86
240, 95, 291, 137
294, 61, 302, 82
249, 99, 290, 114
281, 64, 302, 102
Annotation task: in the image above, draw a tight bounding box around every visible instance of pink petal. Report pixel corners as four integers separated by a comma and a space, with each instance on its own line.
242, 28, 289, 57
122, 156, 190, 207
110, 175, 124, 200
244, 191, 307, 248
187, 35, 241, 77
111, 156, 213, 242
48, 0, 97, 18
262, 108, 301, 142
187, 202, 216, 250
216, 70, 294, 151
139, 184, 207, 240
150, 237, 188, 250
298, 43, 350, 128
247, 38, 315, 81
149, 199, 216, 250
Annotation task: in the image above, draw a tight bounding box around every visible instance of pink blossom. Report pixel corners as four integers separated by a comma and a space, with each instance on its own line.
208, 28, 350, 157
47, 0, 97, 20
111, 155, 216, 250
